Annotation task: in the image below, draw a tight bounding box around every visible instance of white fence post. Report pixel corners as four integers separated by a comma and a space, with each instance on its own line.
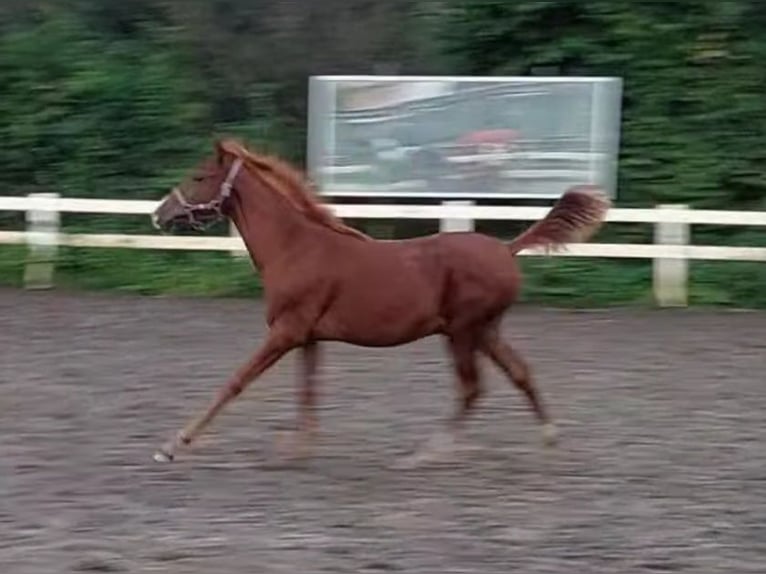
24, 192, 60, 290
229, 221, 248, 258
439, 200, 475, 233
653, 204, 689, 307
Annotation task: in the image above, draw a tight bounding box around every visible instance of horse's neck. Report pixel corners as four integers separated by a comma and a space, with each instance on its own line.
227, 189, 318, 271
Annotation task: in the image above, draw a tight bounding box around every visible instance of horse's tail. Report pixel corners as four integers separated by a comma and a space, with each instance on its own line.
507, 185, 611, 256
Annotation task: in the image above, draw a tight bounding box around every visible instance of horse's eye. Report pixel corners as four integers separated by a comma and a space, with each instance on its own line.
193, 176, 205, 182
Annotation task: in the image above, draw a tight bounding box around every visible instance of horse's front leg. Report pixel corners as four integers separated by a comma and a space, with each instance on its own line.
277, 341, 321, 461
154, 326, 300, 462
299, 341, 320, 447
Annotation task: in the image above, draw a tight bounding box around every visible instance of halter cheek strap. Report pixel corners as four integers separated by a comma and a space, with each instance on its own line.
220, 157, 244, 201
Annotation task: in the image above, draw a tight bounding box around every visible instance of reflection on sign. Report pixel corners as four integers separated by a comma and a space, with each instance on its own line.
307, 76, 623, 199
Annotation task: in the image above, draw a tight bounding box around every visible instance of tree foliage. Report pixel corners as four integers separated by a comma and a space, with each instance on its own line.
3, 1, 765, 209
0, 10, 207, 199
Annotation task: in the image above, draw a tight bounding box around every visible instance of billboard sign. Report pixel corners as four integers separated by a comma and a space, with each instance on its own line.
307, 75, 623, 200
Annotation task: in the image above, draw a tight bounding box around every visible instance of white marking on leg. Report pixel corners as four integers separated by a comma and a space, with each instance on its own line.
153, 451, 173, 463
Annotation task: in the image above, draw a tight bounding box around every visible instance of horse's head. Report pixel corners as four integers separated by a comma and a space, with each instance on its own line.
152, 140, 244, 232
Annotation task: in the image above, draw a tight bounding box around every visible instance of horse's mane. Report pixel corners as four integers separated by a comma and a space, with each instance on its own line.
220, 139, 370, 241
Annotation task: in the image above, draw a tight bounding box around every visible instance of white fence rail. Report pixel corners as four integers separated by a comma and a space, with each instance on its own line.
2, 195, 766, 306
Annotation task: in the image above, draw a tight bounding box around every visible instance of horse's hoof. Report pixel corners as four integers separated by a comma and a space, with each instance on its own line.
390, 432, 462, 470
390, 448, 459, 470
153, 450, 174, 463
274, 430, 313, 463
389, 455, 420, 471
454, 439, 486, 454
542, 423, 559, 447
390, 450, 436, 470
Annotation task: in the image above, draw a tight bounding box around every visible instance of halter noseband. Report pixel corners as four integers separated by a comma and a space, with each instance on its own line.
172, 157, 244, 230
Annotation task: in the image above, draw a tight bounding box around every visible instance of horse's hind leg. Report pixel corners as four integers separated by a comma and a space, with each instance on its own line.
393, 330, 484, 468
480, 331, 558, 446
447, 332, 483, 433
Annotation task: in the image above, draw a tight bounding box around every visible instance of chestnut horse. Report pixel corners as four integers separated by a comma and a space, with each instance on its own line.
151, 138, 609, 465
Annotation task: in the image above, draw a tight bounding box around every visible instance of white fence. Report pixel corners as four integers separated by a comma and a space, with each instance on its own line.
2, 194, 766, 306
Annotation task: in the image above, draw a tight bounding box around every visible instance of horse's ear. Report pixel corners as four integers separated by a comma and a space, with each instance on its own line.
214, 139, 227, 165
215, 138, 242, 165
